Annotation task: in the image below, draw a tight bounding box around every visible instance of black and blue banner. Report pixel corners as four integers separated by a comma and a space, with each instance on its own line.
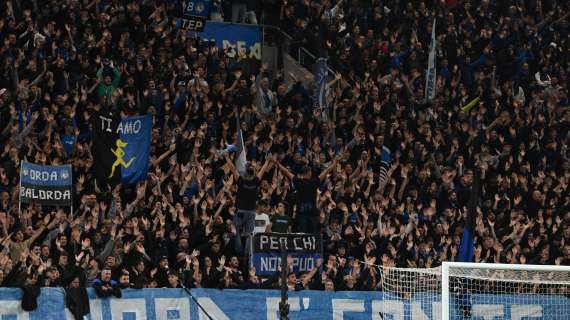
20, 162, 72, 206
180, 0, 210, 32
313, 57, 329, 121
92, 114, 151, 185
251, 233, 322, 276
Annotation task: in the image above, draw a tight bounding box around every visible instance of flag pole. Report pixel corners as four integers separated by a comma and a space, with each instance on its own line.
235, 107, 247, 175
70, 164, 73, 217
18, 160, 22, 215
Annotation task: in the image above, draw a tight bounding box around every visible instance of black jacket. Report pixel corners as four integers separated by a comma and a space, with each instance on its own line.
21, 285, 41, 311
65, 287, 90, 320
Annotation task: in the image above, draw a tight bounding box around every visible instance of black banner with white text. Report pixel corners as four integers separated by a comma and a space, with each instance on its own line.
251, 233, 322, 276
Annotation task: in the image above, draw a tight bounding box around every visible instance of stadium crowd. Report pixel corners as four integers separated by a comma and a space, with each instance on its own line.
0, 0, 568, 296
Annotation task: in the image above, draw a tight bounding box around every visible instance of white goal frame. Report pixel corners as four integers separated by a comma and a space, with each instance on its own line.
441, 262, 570, 320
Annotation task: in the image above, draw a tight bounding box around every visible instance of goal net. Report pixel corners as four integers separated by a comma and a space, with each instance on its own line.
375, 265, 442, 319
442, 262, 570, 320
372, 262, 570, 320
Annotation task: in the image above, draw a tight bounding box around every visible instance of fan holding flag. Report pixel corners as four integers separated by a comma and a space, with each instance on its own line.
224, 109, 272, 254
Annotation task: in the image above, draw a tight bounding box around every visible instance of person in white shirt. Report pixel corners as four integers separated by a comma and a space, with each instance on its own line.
253, 201, 271, 234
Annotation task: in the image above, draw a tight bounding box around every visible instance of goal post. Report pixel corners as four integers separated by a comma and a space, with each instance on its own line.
441, 262, 570, 320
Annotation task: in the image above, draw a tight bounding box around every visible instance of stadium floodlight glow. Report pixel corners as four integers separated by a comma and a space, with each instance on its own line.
441, 262, 570, 320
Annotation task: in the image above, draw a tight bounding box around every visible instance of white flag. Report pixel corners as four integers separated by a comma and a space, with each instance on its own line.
235, 115, 247, 175
425, 19, 437, 101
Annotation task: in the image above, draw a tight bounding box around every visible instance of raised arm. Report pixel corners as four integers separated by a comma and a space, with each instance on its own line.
319, 153, 343, 182
151, 144, 176, 168
25, 214, 52, 247
301, 259, 322, 287
42, 222, 63, 246
225, 154, 240, 180
96, 236, 116, 262
326, 72, 342, 89
256, 156, 272, 180
273, 159, 294, 181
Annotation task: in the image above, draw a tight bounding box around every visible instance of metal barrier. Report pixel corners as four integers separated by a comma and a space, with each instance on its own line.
205, 19, 345, 88
261, 25, 337, 76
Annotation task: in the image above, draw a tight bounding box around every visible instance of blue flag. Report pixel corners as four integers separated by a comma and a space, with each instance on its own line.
20, 162, 72, 206
313, 57, 329, 121
458, 169, 480, 262
92, 114, 152, 185
377, 146, 392, 191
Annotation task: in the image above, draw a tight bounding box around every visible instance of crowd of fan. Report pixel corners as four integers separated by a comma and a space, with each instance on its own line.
0, 0, 568, 295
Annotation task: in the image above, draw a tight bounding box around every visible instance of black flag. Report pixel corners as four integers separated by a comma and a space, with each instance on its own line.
91, 113, 152, 186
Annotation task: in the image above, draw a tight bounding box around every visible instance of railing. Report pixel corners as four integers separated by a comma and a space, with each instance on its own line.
261, 24, 337, 76
209, 19, 342, 86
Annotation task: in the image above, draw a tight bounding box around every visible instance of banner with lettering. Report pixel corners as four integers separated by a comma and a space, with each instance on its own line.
20, 162, 72, 206
180, 0, 210, 32
92, 113, 151, 185
0, 288, 567, 319
251, 233, 322, 276
194, 22, 262, 60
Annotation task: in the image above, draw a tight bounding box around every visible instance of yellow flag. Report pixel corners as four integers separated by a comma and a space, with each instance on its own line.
461, 97, 481, 113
